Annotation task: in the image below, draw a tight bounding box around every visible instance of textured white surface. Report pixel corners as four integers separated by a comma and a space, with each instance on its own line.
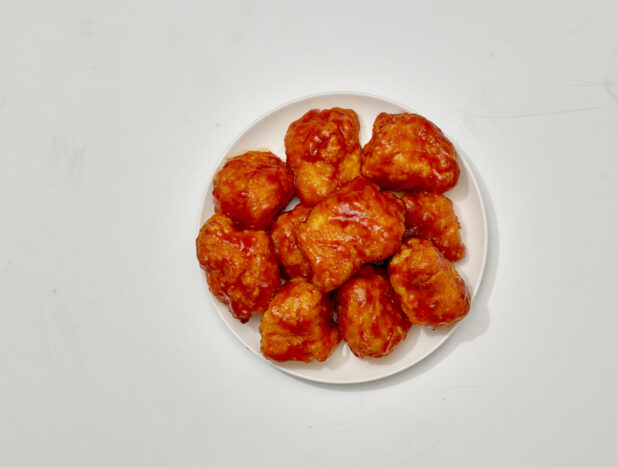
1, 1, 617, 466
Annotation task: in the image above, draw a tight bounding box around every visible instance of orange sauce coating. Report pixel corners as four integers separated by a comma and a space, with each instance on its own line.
362, 113, 459, 193
297, 177, 405, 292
269, 204, 312, 279
336, 265, 411, 358
213, 151, 294, 230
260, 277, 340, 362
403, 191, 465, 262
388, 238, 470, 327
196, 214, 280, 323
285, 108, 361, 206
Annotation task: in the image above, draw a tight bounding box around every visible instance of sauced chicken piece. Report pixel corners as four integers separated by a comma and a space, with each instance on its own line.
297, 177, 405, 292
260, 277, 340, 362
196, 214, 280, 323
388, 238, 470, 327
336, 265, 411, 359
269, 204, 312, 279
285, 108, 361, 206
402, 191, 465, 262
362, 113, 460, 193
213, 151, 294, 230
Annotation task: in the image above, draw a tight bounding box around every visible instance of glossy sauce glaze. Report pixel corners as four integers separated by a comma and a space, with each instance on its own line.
403, 191, 465, 262
259, 277, 340, 362
213, 151, 294, 230
269, 203, 312, 279
336, 265, 411, 358
388, 238, 470, 327
297, 177, 405, 292
196, 214, 281, 322
362, 113, 460, 193
285, 108, 361, 206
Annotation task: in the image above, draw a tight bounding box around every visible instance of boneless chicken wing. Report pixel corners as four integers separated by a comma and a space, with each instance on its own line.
285, 108, 361, 206
213, 151, 294, 230
260, 277, 340, 362
336, 265, 411, 359
196, 214, 280, 323
388, 238, 470, 327
297, 177, 406, 292
269, 204, 312, 279
361, 113, 460, 193
403, 191, 465, 262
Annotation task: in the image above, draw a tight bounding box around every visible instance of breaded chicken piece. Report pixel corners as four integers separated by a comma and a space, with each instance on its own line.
196, 214, 280, 323
260, 277, 340, 363
285, 108, 361, 206
213, 151, 294, 230
336, 265, 411, 359
361, 113, 460, 193
388, 238, 470, 327
269, 204, 312, 279
403, 192, 465, 262
297, 177, 405, 292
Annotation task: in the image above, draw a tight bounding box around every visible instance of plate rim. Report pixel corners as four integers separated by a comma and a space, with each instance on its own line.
196, 91, 489, 384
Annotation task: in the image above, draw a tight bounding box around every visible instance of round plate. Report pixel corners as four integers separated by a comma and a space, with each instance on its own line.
198, 92, 488, 384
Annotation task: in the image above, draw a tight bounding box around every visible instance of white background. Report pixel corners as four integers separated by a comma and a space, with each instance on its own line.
1, 1, 617, 465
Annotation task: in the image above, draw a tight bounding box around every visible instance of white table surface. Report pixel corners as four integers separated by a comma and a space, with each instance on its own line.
2, 1, 617, 465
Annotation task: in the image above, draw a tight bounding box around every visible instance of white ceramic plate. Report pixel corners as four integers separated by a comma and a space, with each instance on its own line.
198, 92, 488, 384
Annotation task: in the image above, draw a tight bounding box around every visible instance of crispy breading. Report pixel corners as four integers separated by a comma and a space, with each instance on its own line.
260, 277, 340, 362
196, 214, 280, 323
285, 108, 361, 206
362, 113, 459, 193
403, 191, 465, 261
213, 151, 294, 230
336, 265, 411, 358
297, 177, 405, 292
269, 204, 312, 279
388, 238, 470, 327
